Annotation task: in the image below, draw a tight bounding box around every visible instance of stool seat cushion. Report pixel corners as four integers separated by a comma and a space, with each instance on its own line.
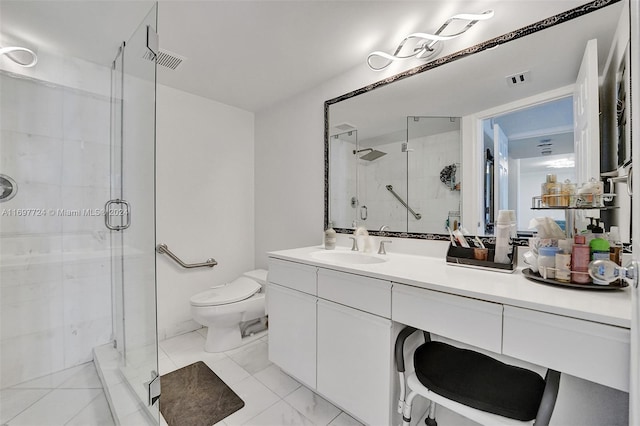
414, 341, 545, 421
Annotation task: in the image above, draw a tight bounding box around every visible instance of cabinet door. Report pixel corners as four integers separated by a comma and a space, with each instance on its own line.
317, 300, 392, 425
503, 305, 630, 392
393, 284, 503, 353
268, 258, 317, 295
267, 283, 317, 388
317, 268, 391, 317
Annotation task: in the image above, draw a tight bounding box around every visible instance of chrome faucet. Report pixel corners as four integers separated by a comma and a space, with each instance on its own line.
349, 236, 358, 251
378, 240, 392, 255
379, 225, 390, 232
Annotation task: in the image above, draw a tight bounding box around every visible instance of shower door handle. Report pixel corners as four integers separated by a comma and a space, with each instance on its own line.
104, 199, 131, 231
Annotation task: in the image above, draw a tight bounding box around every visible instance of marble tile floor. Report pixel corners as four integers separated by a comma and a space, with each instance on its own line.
0, 329, 476, 426
159, 329, 364, 426
159, 329, 477, 426
0, 361, 115, 426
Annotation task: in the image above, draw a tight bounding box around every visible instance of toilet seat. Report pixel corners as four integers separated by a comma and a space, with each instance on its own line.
190, 277, 261, 307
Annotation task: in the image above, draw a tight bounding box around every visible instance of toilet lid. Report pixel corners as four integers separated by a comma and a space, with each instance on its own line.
190, 277, 261, 307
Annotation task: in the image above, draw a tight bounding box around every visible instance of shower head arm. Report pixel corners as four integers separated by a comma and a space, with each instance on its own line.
353, 148, 374, 155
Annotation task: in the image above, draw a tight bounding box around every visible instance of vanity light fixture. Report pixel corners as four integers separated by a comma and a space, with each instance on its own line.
367, 10, 494, 71
0, 46, 38, 67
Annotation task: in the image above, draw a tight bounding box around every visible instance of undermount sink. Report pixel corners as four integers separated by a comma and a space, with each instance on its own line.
311, 250, 387, 265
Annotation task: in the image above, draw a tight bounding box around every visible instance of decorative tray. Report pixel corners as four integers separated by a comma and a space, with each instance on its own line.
522, 268, 628, 290
446, 244, 516, 273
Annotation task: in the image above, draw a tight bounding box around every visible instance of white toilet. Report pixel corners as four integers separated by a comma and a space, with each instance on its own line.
190, 269, 268, 352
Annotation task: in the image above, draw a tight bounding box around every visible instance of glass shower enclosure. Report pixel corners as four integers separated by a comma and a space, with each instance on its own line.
0, 2, 159, 424
110, 5, 160, 422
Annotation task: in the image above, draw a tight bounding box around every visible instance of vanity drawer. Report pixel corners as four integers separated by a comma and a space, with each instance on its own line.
268, 258, 317, 295
392, 284, 503, 353
317, 269, 391, 318
503, 306, 630, 392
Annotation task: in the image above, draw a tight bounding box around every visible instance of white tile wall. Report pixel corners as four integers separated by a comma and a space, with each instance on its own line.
0, 61, 112, 388
329, 130, 460, 233
350, 130, 460, 233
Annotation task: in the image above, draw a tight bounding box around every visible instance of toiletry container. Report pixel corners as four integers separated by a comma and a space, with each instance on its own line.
542, 174, 560, 207
324, 222, 336, 250
571, 235, 591, 284
494, 210, 513, 264
560, 179, 576, 207
538, 247, 560, 279
555, 251, 572, 282
589, 236, 611, 285
608, 226, 623, 265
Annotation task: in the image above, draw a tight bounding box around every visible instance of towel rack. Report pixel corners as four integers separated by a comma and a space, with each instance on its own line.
156, 243, 217, 268
386, 185, 422, 220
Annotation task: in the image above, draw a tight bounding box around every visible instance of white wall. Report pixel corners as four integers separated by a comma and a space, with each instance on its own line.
156, 84, 255, 340
254, 58, 628, 426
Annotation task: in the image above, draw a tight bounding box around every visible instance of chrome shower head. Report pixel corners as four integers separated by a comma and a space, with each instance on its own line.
353, 148, 387, 161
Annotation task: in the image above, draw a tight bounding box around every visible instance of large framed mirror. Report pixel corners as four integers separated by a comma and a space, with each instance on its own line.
325, 0, 631, 244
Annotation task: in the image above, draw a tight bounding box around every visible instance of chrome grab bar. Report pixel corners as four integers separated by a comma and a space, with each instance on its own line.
386, 185, 422, 220
155, 243, 217, 268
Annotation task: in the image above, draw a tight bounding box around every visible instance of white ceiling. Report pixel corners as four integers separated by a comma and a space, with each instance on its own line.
493, 96, 575, 159
0, 0, 611, 112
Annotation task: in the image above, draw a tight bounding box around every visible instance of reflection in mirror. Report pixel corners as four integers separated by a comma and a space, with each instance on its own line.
329, 129, 357, 229
407, 117, 461, 234
354, 130, 407, 232
481, 97, 576, 235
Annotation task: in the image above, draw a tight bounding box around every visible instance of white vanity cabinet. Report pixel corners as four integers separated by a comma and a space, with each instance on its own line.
267, 258, 394, 425
316, 271, 393, 426
268, 283, 317, 388
267, 259, 318, 388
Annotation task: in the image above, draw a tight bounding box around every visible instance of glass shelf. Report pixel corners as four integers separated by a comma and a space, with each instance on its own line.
531, 195, 617, 210
530, 195, 618, 238
531, 206, 619, 210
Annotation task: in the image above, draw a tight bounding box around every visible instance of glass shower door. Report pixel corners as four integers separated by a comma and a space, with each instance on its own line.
110, 4, 159, 421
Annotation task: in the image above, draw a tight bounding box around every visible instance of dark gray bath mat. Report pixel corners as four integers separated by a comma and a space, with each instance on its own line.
160, 361, 244, 426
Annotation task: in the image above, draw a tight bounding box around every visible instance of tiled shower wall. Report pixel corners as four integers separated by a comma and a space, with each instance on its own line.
360, 130, 461, 233
0, 57, 112, 388
329, 130, 460, 233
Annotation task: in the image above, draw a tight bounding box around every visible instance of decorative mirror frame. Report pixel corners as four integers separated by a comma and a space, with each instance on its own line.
324, 0, 620, 246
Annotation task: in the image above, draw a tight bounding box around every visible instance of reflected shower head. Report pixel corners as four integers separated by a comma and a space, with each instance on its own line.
353, 148, 387, 161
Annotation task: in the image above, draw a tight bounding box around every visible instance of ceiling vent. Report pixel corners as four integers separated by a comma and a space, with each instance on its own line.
143, 49, 186, 70
506, 71, 531, 87
537, 139, 553, 148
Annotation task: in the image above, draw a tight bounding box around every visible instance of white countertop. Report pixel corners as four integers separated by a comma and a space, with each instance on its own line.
268, 245, 632, 328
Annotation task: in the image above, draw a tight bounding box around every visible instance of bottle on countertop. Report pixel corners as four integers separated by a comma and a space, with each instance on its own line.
538, 247, 560, 279
555, 251, 572, 283
324, 222, 336, 250
571, 235, 591, 284
555, 239, 572, 283
608, 226, 623, 266
583, 217, 596, 245
494, 210, 514, 264
589, 233, 611, 285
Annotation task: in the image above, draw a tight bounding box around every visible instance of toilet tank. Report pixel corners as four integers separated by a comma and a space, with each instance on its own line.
243, 269, 268, 287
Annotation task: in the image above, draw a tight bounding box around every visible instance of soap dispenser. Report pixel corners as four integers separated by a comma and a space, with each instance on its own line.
324, 222, 336, 250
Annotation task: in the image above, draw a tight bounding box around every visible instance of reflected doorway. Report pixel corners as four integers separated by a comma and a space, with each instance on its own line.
482, 96, 575, 235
